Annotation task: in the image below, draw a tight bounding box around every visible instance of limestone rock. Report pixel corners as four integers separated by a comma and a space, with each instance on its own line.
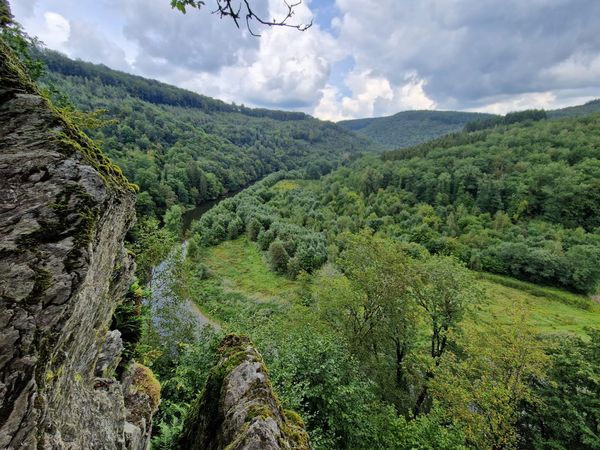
180, 335, 311, 450
0, 37, 155, 449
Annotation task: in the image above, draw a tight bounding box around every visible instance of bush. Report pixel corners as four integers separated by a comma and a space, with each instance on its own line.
268, 240, 290, 274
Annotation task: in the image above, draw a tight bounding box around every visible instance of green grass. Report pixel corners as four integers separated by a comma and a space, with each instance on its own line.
476, 280, 600, 336
271, 179, 317, 193
201, 237, 299, 303
196, 237, 599, 338
477, 272, 596, 310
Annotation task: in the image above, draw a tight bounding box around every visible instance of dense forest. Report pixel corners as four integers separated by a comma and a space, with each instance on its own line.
339, 101, 600, 149
195, 115, 600, 294
39, 50, 375, 219
338, 110, 496, 149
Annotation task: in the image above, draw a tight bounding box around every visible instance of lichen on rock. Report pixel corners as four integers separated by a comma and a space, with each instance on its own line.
179, 334, 311, 450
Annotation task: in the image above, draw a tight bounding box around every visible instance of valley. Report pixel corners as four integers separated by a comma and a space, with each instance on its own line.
2, 6, 600, 448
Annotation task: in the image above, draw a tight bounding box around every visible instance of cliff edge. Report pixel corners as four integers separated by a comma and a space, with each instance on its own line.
0, 33, 156, 449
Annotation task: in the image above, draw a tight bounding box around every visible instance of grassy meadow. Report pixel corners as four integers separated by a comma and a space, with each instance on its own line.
191, 236, 600, 337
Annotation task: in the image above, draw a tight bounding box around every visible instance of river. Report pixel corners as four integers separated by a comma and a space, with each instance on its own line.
147, 194, 238, 338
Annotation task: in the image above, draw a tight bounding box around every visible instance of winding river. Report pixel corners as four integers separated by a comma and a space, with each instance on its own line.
147, 194, 240, 337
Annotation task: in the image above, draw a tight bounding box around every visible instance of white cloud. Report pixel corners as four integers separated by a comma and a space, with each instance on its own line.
475, 92, 557, 115
66, 20, 130, 71
314, 71, 436, 121
30, 11, 70, 50
159, 4, 345, 110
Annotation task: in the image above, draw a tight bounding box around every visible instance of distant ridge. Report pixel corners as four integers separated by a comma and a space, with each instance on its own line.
338, 110, 496, 149
339, 99, 600, 150
548, 99, 600, 119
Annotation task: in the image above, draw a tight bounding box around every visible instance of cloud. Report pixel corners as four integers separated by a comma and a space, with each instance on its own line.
11, 0, 600, 118
333, 0, 600, 112
29, 11, 70, 50
314, 71, 436, 121
121, 0, 343, 110
120, 0, 260, 75
474, 92, 557, 115
11, 0, 38, 18
66, 20, 130, 71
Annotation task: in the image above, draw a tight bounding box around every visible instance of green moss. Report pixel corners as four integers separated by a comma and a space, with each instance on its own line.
25, 266, 53, 305
0, 36, 135, 193
283, 409, 305, 428
131, 363, 161, 410
246, 404, 272, 421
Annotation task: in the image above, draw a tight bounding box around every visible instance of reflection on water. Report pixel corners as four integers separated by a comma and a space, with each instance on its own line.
182, 188, 242, 233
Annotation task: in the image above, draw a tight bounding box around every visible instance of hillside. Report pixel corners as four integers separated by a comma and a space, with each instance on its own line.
338, 110, 496, 149
40, 50, 375, 218
196, 114, 600, 294
548, 98, 600, 119
339, 100, 600, 150
179, 133, 600, 447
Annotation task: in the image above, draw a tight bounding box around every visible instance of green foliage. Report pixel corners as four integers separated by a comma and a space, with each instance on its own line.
151, 328, 223, 449
0, 19, 45, 81
307, 114, 600, 294
111, 279, 148, 369
39, 50, 373, 218
268, 240, 289, 273
128, 217, 178, 282
430, 310, 549, 450
191, 173, 329, 278
518, 328, 600, 450
339, 110, 496, 149
464, 109, 547, 132
548, 98, 600, 119
410, 256, 481, 359
163, 204, 184, 237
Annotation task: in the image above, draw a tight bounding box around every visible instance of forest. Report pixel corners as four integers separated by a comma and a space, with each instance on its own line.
339, 100, 600, 149
39, 50, 374, 219
338, 110, 496, 149
140, 112, 600, 449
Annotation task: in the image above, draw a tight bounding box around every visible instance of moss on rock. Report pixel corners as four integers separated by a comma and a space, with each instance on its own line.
179, 334, 311, 450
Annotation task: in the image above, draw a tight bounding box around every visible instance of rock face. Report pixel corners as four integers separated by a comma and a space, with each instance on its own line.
180, 335, 311, 450
0, 37, 156, 448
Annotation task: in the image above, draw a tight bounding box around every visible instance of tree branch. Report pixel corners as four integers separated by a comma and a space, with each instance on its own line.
172, 0, 313, 37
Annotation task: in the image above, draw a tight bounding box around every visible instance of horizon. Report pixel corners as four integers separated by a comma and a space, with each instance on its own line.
13, 0, 600, 121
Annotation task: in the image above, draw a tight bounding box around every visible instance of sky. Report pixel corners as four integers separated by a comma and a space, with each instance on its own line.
11, 0, 600, 121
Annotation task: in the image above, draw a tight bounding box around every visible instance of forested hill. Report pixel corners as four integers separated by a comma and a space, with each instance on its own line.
548, 98, 600, 119
338, 110, 496, 149
40, 50, 375, 218
197, 112, 600, 294
338, 100, 600, 150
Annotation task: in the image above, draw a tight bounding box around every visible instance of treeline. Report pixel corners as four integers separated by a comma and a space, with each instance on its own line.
41, 49, 307, 120
190, 172, 328, 277
40, 51, 374, 219
463, 109, 547, 132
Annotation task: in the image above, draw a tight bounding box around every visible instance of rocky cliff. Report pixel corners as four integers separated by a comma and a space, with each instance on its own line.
0, 33, 157, 449
179, 335, 311, 450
